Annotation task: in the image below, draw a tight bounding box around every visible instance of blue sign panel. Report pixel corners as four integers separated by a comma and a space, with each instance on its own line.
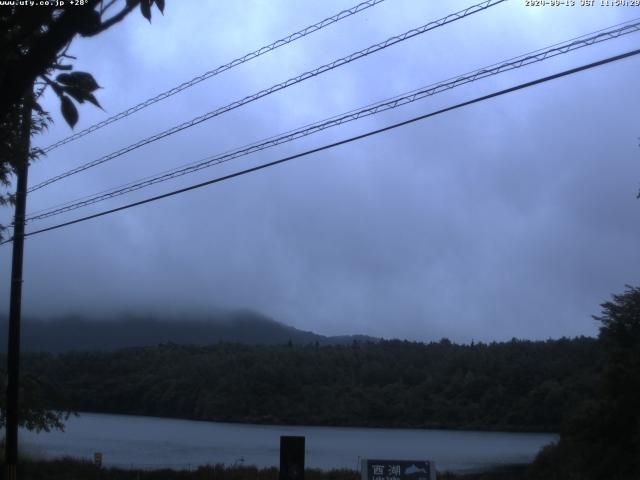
362, 459, 435, 480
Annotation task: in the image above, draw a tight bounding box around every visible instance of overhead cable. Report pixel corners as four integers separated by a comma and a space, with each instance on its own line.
39, 0, 389, 153
2, 47, 636, 245
24, 18, 640, 222
28, 0, 506, 193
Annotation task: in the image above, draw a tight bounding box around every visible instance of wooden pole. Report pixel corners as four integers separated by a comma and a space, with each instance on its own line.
5, 93, 32, 480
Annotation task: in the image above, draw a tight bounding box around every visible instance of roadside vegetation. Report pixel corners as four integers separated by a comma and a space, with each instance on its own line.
2, 285, 638, 478
12, 457, 526, 480
528, 286, 640, 479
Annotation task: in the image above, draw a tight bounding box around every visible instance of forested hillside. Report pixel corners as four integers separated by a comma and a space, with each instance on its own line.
0, 312, 374, 352
16, 337, 600, 432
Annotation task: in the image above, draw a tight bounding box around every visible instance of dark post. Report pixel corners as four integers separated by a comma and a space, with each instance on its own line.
5, 94, 32, 480
279, 436, 305, 480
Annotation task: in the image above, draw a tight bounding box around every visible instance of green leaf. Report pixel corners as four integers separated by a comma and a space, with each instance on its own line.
154, 0, 165, 14
60, 95, 78, 129
56, 73, 71, 84
56, 73, 71, 83
140, 0, 151, 21
49, 81, 64, 97
85, 93, 103, 110
33, 102, 47, 116
56, 72, 100, 92
59, 82, 103, 110
62, 86, 86, 104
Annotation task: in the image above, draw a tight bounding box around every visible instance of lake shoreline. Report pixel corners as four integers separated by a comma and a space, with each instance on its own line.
20, 412, 556, 472
15, 457, 530, 479
68, 409, 559, 435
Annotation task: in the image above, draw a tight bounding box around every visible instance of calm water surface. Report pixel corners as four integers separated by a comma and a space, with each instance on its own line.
21, 413, 556, 472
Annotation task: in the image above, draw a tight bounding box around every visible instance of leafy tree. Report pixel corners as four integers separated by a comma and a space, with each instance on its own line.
15, 336, 601, 432
0, 0, 165, 236
531, 285, 640, 480
0, 0, 165, 431
0, 368, 71, 433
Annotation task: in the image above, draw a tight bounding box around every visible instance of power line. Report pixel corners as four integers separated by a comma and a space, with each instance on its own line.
21, 15, 640, 220
28, 0, 506, 193
39, 0, 388, 154
25, 16, 640, 219
24, 18, 640, 222
3, 47, 637, 246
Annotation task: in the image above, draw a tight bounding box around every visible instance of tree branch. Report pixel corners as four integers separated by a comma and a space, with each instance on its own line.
100, 0, 119, 16
83, 1, 139, 36
0, 0, 130, 116
0, 6, 93, 115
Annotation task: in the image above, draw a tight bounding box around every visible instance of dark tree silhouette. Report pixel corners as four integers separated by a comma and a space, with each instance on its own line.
0, 0, 165, 430
531, 285, 640, 480
0, 0, 164, 236
0, 368, 71, 433
13, 336, 601, 432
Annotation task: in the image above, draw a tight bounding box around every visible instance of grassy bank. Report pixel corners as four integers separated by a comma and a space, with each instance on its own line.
5, 458, 529, 480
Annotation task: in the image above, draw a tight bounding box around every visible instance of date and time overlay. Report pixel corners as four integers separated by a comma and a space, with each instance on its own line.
525, 0, 640, 7
2, 0, 640, 8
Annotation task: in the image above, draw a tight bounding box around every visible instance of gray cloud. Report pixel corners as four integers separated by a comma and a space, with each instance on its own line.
1, 0, 639, 342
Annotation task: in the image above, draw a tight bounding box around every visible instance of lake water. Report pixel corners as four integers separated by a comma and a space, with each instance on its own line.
20, 413, 556, 473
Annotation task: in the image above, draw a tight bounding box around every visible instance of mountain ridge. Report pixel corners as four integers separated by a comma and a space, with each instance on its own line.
0, 310, 377, 352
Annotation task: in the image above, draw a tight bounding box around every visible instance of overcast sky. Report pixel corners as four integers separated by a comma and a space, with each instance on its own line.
1, 0, 639, 342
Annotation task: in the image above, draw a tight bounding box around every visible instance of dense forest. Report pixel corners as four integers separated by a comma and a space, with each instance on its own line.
0, 312, 375, 352
13, 337, 600, 432
4, 285, 639, 479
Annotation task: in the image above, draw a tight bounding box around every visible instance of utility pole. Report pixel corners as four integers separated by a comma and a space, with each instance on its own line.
5, 93, 33, 480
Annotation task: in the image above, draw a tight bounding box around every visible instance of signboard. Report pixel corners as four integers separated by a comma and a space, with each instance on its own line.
361, 459, 436, 480
93, 452, 102, 468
